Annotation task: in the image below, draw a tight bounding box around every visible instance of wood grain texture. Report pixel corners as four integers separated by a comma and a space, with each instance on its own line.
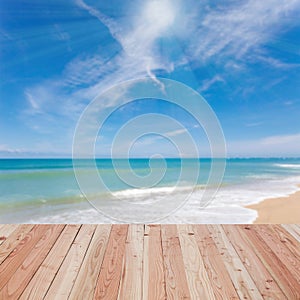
193, 225, 239, 300
0, 225, 64, 299
44, 224, 97, 300
94, 225, 128, 300
223, 225, 286, 300
0, 224, 299, 300
268, 225, 300, 261
0, 224, 34, 265
68, 225, 111, 300
0, 225, 18, 245
118, 224, 144, 300
20, 225, 81, 300
143, 225, 166, 300
207, 225, 264, 300
237, 225, 300, 299
253, 225, 300, 283
0, 225, 50, 290
281, 224, 300, 242
161, 225, 191, 300
178, 224, 215, 299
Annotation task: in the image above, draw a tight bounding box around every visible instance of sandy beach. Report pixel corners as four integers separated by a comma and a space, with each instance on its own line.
247, 186, 300, 223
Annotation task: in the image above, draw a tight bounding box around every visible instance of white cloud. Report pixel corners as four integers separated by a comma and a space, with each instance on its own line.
165, 128, 188, 137
21, 0, 300, 152
187, 0, 300, 63
24, 0, 178, 120
199, 75, 225, 92
261, 133, 300, 146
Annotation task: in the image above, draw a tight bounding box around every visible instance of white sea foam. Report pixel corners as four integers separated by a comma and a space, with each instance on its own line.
111, 186, 176, 198
26, 175, 300, 224
274, 164, 300, 169
2, 173, 300, 224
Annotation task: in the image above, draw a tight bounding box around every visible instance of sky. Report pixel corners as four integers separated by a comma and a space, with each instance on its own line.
1, 0, 300, 158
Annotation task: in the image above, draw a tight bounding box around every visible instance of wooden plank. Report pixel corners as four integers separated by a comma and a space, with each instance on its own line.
143, 225, 166, 300
0, 225, 18, 245
237, 225, 300, 299
142, 225, 150, 300
223, 225, 286, 299
44, 225, 97, 300
94, 225, 128, 300
161, 225, 190, 299
207, 225, 263, 300
0, 225, 64, 299
253, 225, 300, 283
67, 225, 111, 300
193, 225, 239, 300
268, 225, 300, 260
281, 224, 300, 242
0, 225, 35, 265
178, 225, 215, 299
118, 224, 144, 300
0, 225, 50, 290
19, 225, 81, 300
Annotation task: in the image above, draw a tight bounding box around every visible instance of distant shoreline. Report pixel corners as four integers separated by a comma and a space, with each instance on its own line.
247, 185, 300, 223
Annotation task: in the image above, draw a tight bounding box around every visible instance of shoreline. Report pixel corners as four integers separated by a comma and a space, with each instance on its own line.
247, 185, 300, 223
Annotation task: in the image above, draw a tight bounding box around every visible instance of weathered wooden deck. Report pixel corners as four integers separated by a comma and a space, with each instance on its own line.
0, 224, 299, 299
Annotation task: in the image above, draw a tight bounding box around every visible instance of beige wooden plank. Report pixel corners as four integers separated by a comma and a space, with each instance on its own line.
65, 225, 111, 300
94, 225, 128, 300
207, 225, 263, 300
253, 225, 300, 283
193, 225, 239, 300
0, 225, 50, 290
19, 225, 81, 300
118, 224, 144, 300
143, 225, 166, 300
269, 225, 300, 260
0, 225, 35, 265
223, 225, 287, 300
0, 225, 64, 299
161, 225, 190, 299
281, 224, 300, 242
0, 225, 19, 245
237, 225, 300, 299
142, 225, 150, 300
44, 224, 97, 300
177, 225, 215, 300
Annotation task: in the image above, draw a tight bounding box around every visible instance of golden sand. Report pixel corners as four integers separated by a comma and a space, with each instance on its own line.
247, 187, 300, 224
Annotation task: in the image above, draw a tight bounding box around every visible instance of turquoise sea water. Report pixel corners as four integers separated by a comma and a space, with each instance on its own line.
0, 158, 300, 223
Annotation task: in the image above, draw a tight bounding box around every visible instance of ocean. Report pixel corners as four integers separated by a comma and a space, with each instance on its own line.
0, 158, 299, 223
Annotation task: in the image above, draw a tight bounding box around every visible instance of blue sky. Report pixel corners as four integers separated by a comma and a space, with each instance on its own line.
1, 0, 300, 157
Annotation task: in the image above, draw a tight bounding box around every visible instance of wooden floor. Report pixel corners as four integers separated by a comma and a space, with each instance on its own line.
0, 225, 299, 299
